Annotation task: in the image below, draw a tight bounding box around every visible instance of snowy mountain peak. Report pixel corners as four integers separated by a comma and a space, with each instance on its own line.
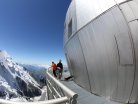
0, 50, 10, 59
0, 51, 41, 100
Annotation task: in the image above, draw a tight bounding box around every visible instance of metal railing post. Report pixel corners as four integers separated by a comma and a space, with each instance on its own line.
46, 68, 78, 104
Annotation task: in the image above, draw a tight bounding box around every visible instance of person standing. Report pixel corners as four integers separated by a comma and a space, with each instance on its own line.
57, 60, 63, 79
51, 62, 57, 77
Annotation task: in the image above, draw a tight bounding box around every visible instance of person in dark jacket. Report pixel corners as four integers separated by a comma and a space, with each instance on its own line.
57, 60, 63, 79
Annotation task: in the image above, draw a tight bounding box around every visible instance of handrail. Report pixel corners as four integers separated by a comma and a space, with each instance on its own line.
46, 71, 77, 98
46, 68, 78, 104
0, 97, 68, 104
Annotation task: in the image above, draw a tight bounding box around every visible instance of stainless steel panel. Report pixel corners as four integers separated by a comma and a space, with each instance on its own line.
64, 52, 74, 76
115, 34, 133, 65
78, 11, 119, 98
129, 20, 138, 103
121, 2, 138, 102
135, 0, 138, 4
65, 35, 91, 91
111, 6, 134, 103
112, 6, 133, 64
123, 66, 135, 103
75, 0, 101, 30
78, 6, 115, 99
64, 32, 68, 45
92, 17, 116, 97
78, 23, 102, 95
97, 10, 119, 100
120, 3, 135, 22
121, 1, 138, 102
128, 0, 138, 19
75, 0, 116, 31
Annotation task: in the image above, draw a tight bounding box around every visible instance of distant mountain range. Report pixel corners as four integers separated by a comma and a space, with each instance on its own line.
0, 50, 41, 101
20, 64, 48, 87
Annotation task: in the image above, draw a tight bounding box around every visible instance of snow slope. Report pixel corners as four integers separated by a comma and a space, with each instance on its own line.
0, 50, 41, 100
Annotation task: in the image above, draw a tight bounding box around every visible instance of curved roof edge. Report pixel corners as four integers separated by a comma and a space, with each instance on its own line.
64, 0, 128, 35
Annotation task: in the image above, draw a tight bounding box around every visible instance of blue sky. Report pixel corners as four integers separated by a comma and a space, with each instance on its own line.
0, 0, 70, 65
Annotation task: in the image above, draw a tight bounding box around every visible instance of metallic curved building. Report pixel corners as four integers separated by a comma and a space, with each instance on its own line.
64, 0, 138, 103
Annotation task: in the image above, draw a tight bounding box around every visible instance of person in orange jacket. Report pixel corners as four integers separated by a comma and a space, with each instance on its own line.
51, 61, 57, 77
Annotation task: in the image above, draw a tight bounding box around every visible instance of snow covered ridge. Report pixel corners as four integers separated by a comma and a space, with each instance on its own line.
0, 50, 41, 100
